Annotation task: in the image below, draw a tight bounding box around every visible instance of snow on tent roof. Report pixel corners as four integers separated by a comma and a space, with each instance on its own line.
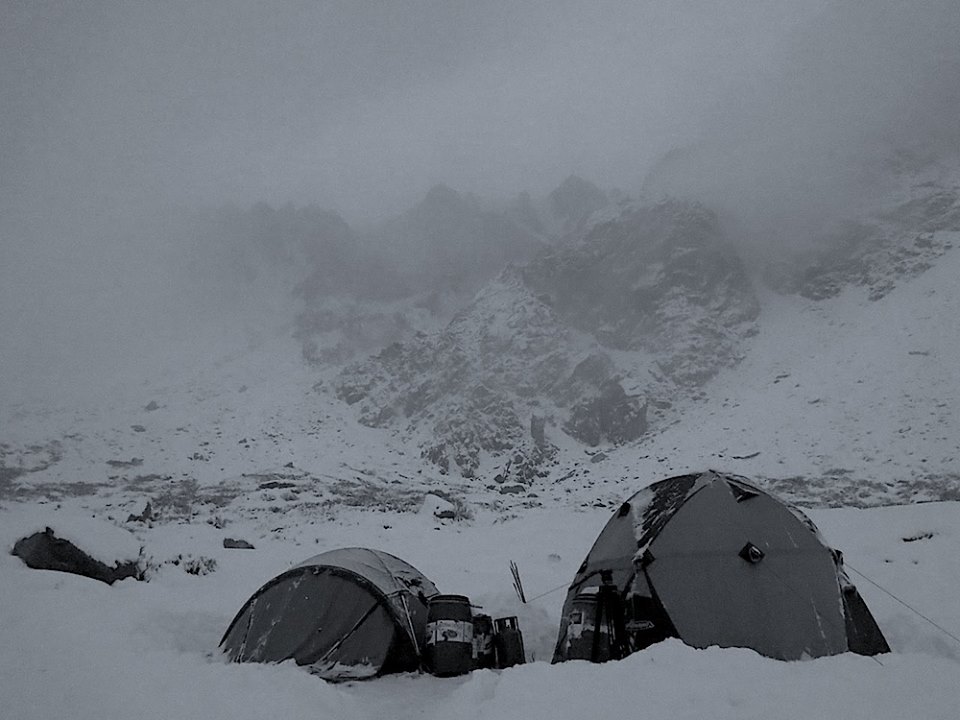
292, 547, 437, 599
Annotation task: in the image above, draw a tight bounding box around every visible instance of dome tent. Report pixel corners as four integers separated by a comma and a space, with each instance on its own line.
221, 547, 439, 680
553, 470, 889, 663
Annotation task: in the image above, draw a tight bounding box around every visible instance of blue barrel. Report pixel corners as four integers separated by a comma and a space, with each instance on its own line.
426, 595, 474, 676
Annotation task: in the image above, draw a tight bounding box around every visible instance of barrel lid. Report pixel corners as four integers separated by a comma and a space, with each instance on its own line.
428, 593, 471, 603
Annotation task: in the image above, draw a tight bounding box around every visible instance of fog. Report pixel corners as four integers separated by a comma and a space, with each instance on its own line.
2, 0, 958, 406
643, 0, 960, 252
2, 0, 827, 221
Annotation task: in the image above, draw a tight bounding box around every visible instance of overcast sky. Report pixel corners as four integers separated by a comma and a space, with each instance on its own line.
643, 0, 960, 248
2, 0, 834, 224
3, 0, 959, 406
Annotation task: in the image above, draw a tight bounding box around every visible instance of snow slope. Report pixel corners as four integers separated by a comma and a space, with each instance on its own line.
602, 232, 960, 506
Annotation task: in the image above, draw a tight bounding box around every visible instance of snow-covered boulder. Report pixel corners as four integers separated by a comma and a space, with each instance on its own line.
4, 506, 143, 585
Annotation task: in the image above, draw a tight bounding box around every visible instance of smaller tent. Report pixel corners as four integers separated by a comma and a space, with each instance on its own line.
553, 470, 890, 663
220, 547, 439, 680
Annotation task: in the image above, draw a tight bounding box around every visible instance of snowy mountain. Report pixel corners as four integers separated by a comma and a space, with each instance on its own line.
3, 162, 959, 514
767, 160, 960, 301
2, 159, 960, 720
335, 198, 759, 483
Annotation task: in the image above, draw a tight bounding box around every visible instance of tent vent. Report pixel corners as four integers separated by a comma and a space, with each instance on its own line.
738, 542, 765, 564
727, 481, 760, 503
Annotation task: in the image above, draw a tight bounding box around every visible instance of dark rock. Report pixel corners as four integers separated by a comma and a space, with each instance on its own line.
12, 528, 141, 584
223, 538, 255, 550
499, 484, 525, 495
564, 381, 647, 446
144, 401, 160, 412
107, 458, 143, 468
126, 502, 154, 523
552, 353, 616, 406
257, 480, 296, 490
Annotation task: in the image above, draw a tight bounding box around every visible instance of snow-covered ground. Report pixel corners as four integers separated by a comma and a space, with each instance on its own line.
2, 228, 959, 719
1, 499, 958, 720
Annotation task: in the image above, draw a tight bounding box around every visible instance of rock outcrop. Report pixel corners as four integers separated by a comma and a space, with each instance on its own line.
522, 199, 760, 385
335, 198, 760, 481
770, 174, 959, 301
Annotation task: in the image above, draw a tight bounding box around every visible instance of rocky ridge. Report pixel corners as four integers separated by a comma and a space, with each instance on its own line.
771, 171, 960, 301
335, 199, 761, 482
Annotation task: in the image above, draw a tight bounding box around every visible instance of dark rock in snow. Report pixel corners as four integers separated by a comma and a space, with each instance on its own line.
12, 528, 141, 585
126, 502, 154, 523
107, 458, 143, 469
564, 381, 648, 447
223, 538, 255, 550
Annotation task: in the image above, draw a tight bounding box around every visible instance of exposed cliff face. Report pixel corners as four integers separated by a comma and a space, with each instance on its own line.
335, 270, 568, 480
768, 168, 960, 301
523, 199, 760, 384
335, 198, 760, 481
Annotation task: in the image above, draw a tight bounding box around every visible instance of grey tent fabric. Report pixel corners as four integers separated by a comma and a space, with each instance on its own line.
221, 548, 439, 680
553, 470, 890, 663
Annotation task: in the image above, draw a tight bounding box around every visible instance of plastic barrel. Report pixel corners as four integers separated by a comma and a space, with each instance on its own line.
566, 587, 623, 662
426, 595, 474, 676
472, 613, 496, 669
493, 616, 526, 668
564, 592, 599, 661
